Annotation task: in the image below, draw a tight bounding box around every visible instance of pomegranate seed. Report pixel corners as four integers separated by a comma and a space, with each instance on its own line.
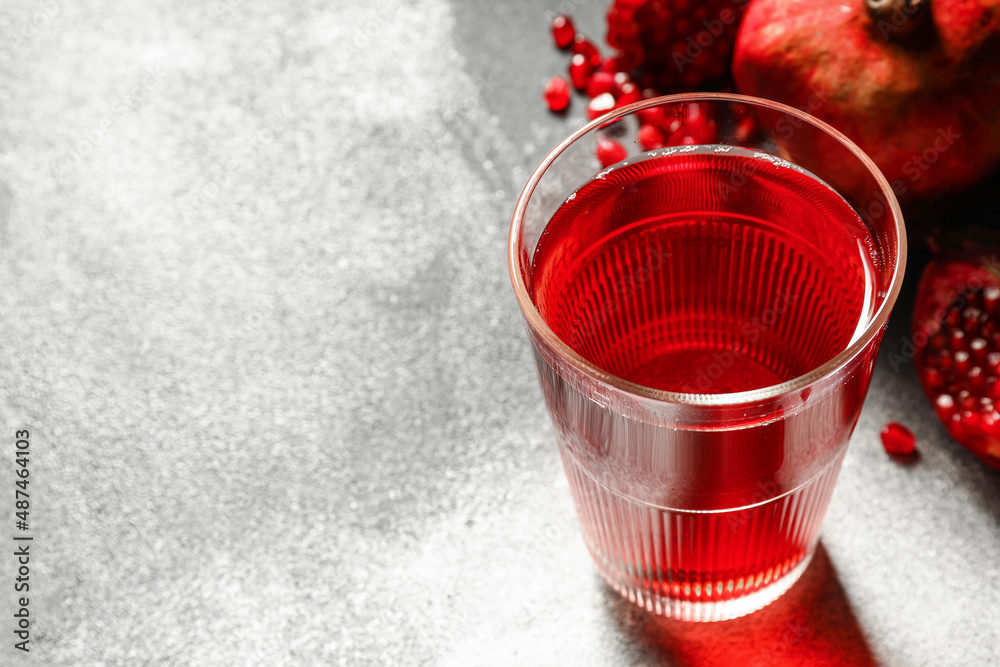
955, 350, 971, 374
586, 71, 617, 98
638, 123, 665, 150
969, 366, 986, 389
735, 117, 757, 144
988, 351, 1000, 371
971, 337, 988, 362
951, 328, 967, 351
615, 82, 641, 107
550, 14, 576, 49
669, 121, 718, 145
681, 103, 719, 143
571, 35, 601, 67
880, 422, 916, 456
959, 389, 976, 410
569, 53, 596, 91
936, 393, 956, 421
587, 92, 616, 120
668, 126, 700, 146
599, 56, 621, 73
543, 76, 570, 113
985, 286, 1000, 312
637, 105, 668, 128
596, 136, 627, 167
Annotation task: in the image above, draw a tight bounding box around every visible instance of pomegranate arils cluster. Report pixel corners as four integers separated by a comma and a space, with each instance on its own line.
541, 7, 750, 166
606, 0, 745, 90
917, 286, 1000, 466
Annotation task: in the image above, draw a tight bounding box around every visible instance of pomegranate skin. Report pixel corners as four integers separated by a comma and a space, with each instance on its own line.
732, 0, 1000, 200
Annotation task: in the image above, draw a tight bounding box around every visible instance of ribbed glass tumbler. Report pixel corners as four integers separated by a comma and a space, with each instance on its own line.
508, 94, 906, 621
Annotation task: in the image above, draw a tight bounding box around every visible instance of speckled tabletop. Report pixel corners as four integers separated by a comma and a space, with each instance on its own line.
0, 1, 998, 665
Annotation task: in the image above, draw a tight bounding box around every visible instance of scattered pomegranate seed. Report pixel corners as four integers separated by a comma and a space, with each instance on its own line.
596, 136, 627, 167
571, 35, 602, 68
638, 123, 665, 150
587, 92, 617, 120
543, 76, 571, 113
586, 71, 617, 98
550, 14, 576, 49
615, 81, 642, 107
569, 53, 596, 91
637, 104, 668, 127
668, 127, 700, 146
599, 56, 621, 73
735, 117, 757, 144
880, 422, 917, 456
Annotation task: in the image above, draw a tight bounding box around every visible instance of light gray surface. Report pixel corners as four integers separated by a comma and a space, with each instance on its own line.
0, 1, 998, 665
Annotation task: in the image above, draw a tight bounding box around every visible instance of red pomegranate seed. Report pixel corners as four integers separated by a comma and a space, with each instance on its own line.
935, 394, 956, 422
551, 14, 576, 49
684, 103, 718, 140
615, 82, 641, 107
569, 53, 596, 91
599, 56, 621, 73
735, 117, 756, 144
587, 92, 616, 120
637, 104, 668, 128
543, 76, 570, 113
880, 422, 917, 456
668, 128, 696, 146
571, 35, 601, 68
638, 123, 665, 150
596, 136, 627, 167
669, 117, 718, 145
586, 71, 617, 98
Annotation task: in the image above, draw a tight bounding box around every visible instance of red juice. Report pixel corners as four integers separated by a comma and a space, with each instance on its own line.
526, 147, 876, 618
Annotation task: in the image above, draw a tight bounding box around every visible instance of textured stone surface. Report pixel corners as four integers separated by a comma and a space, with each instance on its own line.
0, 0, 997, 664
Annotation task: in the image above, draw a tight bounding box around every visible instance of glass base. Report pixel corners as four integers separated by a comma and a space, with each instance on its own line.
598, 548, 814, 622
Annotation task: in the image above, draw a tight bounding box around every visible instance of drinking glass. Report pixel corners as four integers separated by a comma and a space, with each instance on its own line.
508, 93, 906, 621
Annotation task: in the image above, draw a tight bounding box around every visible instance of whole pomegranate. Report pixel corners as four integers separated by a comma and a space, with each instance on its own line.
732, 0, 1000, 199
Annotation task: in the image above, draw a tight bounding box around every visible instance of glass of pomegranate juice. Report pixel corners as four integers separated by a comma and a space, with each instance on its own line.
508, 94, 905, 621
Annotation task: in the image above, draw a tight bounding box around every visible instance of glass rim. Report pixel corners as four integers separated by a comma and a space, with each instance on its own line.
508, 92, 907, 407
